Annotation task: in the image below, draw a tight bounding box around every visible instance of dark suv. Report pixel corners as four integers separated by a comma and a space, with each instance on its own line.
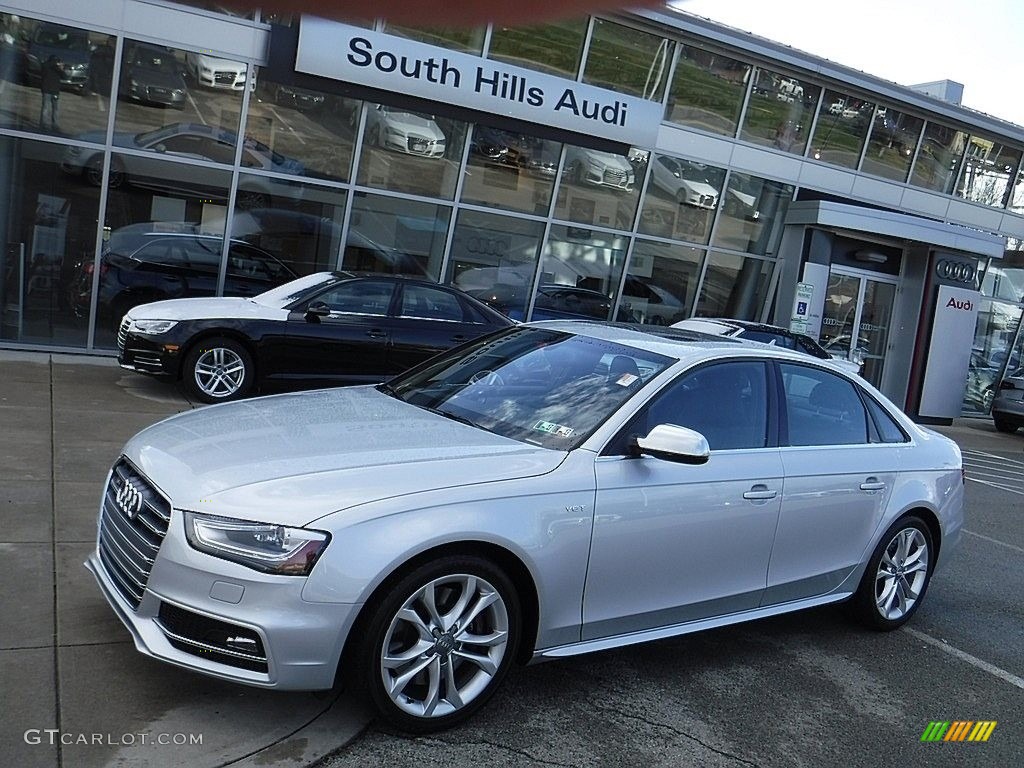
67, 225, 296, 328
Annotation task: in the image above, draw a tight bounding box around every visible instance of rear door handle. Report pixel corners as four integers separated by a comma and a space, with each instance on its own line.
450, 334, 468, 342
743, 484, 778, 501
365, 329, 387, 339
860, 477, 886, 491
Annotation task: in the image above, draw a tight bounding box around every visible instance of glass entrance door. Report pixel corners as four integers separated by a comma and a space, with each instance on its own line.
819, 269, 897, 387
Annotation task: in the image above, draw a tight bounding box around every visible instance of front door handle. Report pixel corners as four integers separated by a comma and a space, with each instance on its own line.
860, 477, 886, 492
450, 334, 468, 342
365, 329, 387, 339
743, 484, 778, 501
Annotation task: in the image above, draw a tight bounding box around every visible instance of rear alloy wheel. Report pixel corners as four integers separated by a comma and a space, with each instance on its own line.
993, 416, 1019, 434
850, 516, 933, 630
357, 556, 520, 732
183, 337, 254, 403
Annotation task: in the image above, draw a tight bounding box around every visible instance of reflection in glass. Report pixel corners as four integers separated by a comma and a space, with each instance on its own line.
810, 91, 873, 168
533, 225, 629, 321
461, 126, 561, 215
113, 40, 245, 164
382, 24, 486, 53
249, 74, 360, 182
621, 240, 701, 325
555, 145, 645, 230
171, 1, 256, 20
582, 19, 673, 101
93, 153, 233, 346
854, 279, 896, 388
861, 106, 923, 182
694, 251, 773, 321
819, 272, 860, 364
982, 250, 1024, 303
955, 136, 1020, 208
640, 155, 724, 244
712, 173, 793, 257
230, 174, 346, 277
910, 122, 967, 193
666, 43, 750, 136
964, 299, 1022, 413
445, 210, 545, 321
358, 104, 466, 199
0, 13, 115, 137
0, 137, 99, 348
487, 20, 586, 78
739, 68, 819, 155
344, 193, 450, 280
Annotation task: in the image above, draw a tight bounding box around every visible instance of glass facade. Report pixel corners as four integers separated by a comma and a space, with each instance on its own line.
2, 0, 1024, 419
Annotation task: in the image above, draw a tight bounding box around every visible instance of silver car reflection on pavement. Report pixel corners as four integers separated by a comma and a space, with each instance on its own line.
86, 321, 963, 732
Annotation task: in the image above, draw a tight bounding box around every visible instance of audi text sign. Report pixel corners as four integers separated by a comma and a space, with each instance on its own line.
295, 17, 664, 147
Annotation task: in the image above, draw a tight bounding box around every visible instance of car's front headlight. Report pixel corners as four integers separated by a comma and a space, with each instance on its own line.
129, 319, 177, 334
184, 512, 330, 576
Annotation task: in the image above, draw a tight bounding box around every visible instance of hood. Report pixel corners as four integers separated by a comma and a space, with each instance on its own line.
195, 55, 246, 73
126, 296, 288, 322
385, 113, 444, 139
581, 151, 632, 173
679, 179, 718, 198
123, 387, 566, 526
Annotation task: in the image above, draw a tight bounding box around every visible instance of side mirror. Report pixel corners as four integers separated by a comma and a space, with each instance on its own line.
633, 424, 710, 465
305, 301, 330, 319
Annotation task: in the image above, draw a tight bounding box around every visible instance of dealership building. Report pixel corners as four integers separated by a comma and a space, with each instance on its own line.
1, 0, 1022, 420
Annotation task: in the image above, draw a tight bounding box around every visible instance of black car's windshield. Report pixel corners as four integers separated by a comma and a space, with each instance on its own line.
382, 327, 674, 450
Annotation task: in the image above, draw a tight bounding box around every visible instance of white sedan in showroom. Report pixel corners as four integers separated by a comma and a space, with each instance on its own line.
87, 321, 962, 732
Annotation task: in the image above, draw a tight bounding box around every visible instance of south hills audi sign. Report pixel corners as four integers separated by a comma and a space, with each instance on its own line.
295, 17, 664, 147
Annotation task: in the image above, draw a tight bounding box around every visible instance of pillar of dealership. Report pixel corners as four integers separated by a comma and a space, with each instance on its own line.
1, 0, 1022, 421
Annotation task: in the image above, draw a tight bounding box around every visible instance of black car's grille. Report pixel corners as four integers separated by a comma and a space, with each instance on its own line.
156, 602, 268, 673
117, 317, 130, 352
700, 194, 716, 207
148, 87, 171, 98
98, 459, 171, 610
214, 71, 236, 84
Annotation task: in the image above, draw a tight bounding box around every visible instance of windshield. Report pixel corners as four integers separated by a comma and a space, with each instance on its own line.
382, 327, 674, 450
253, 272, 343, 308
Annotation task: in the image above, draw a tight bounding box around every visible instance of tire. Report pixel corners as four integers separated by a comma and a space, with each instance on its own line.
84, 156, 105, 187
235, 190, 270, 211
849, 515, 934, 631
354, 555, 521, 733
993, 416, 1019, 434
182, 336, 255, 403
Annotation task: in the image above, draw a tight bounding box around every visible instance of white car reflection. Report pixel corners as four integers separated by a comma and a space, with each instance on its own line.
365, 105, 446, 159
564, 147, 635, 191
651, 156, 719, 208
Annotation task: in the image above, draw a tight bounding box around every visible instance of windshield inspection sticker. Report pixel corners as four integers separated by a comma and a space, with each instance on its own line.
533, 420, 575, 437
615, 373, 639, 387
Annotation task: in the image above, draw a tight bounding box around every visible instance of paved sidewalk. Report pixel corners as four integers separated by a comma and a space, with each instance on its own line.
0, 351, 370, 768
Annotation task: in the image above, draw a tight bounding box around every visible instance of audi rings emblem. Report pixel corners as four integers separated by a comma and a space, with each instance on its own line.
115, 480, 144, 520
935, 260, 976, 285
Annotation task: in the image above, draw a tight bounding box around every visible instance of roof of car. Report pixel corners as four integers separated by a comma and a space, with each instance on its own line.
528, 319, 843, 369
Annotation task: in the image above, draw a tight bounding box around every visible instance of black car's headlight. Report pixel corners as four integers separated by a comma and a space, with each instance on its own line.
129, 319, 177, 334
184, 511, 330, 576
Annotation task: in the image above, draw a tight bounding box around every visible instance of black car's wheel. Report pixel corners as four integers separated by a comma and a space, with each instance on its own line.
236, 190, 270, 211
84, 156, 105, 187
993, 416, 1019, 434
183, 336, 255, 403
355, 555, 521, 733
849, 515, 934, 631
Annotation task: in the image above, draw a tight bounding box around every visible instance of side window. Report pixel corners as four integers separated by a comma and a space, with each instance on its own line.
633, 361, 769, 451
780, 363, 869, 446
132, 240, 175, 265
865, 396, 908, 443
181, 239, 223, 274
313, 281, 395, 315
399, 285, 466, 321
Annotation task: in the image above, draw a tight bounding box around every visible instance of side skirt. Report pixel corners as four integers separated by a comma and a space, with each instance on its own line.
532, 591, 853, 661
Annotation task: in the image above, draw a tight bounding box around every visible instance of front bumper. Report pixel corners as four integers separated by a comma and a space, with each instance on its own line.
86, 502, 359, 690
117, 326, 181, 377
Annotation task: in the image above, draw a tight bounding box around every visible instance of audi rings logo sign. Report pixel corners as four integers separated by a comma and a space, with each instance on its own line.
116, 480, 144, 520
936, 260, 976, 285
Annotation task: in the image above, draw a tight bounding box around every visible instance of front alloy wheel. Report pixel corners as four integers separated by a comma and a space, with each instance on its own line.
183, 337, 254, 403
359, 557, 520, 732
851, 515, 934, 630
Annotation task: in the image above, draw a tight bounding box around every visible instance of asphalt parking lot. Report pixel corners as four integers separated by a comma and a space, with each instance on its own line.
2, 351, 1021, 767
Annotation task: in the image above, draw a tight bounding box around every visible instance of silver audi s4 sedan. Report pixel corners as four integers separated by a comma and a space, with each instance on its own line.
86, 321, 964, 731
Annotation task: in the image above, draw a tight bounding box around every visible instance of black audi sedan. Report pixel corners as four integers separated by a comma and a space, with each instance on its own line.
117, 272, 515, 402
